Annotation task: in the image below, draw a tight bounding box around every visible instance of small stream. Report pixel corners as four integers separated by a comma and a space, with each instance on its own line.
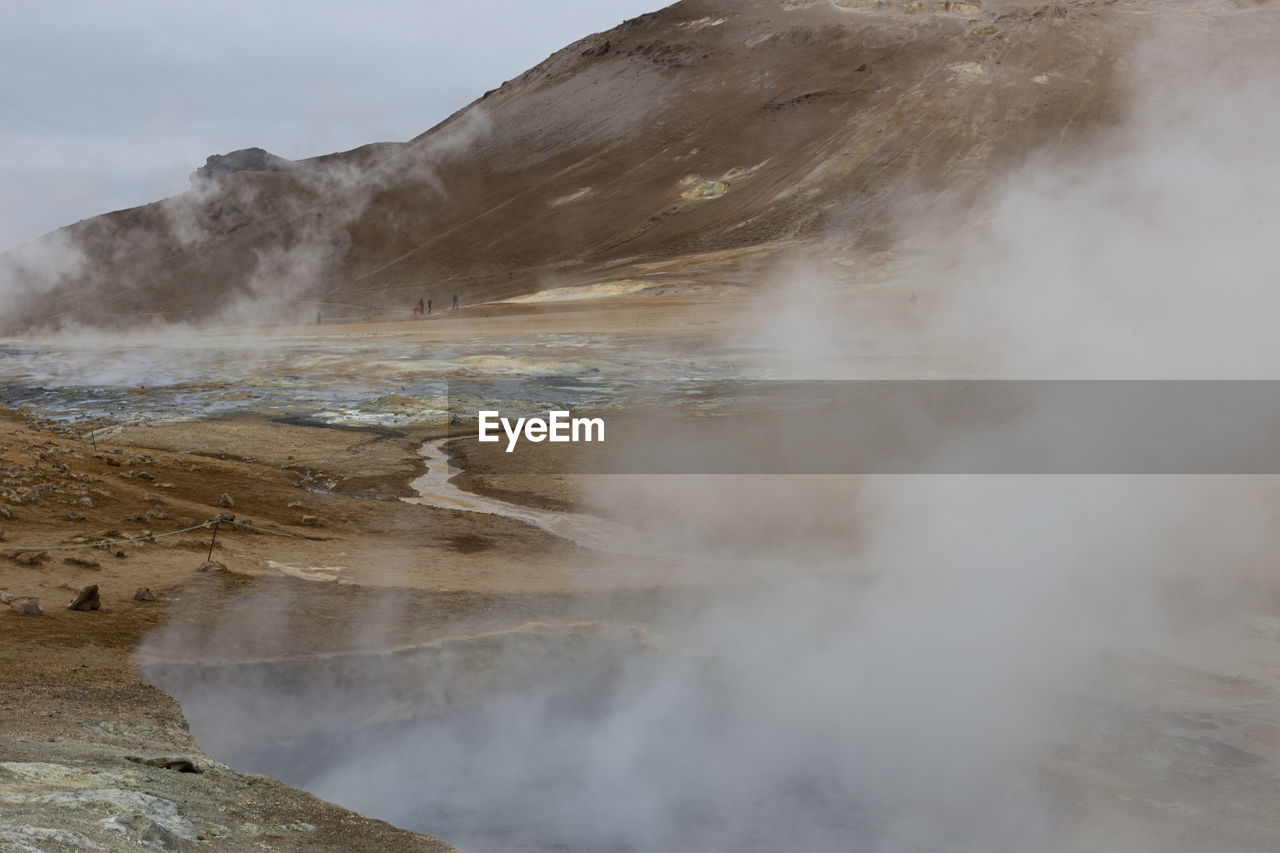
401, 437, 627, 553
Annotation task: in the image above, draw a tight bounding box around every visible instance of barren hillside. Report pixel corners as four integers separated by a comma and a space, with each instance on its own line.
0, 0, 1240, 328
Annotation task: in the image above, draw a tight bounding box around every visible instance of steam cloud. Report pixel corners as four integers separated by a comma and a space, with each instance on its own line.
138, 13, 1280, 853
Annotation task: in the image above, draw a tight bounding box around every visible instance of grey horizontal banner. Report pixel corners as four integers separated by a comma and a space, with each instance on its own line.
442, 380, 1280, 474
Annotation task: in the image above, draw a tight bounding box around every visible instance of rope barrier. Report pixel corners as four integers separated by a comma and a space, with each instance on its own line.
0, 518, 324, 553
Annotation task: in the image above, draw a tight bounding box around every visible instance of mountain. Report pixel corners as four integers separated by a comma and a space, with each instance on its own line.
0, 0, 1199, 329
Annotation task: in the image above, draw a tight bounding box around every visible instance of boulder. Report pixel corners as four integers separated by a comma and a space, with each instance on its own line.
11, 597, 42, 615
68, 584, 101, 611
195, 560, 227, 573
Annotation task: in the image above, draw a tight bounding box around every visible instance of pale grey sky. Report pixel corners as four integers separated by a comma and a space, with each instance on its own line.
0, 0, 666, 251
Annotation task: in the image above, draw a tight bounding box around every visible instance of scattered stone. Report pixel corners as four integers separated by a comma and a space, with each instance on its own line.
235, 518, 254, 530
11, 597, 42, 615
65, 510, 85, 521
77, 496, 94, 508
104, 456, 121, 466
136, 471, 155, 481
63, 556, 101, 569
287, 501, 304, 509
214, 512, 235, 523
0, 592, 14, 603
114, 549, 127, 559
216, 493, 234, 508
195, 560, 227, 573
146, 505, 168, 521
138, 529, 153, 540
134, 587, 157, 601
0, 504, 12, 518
96, 529, 121, 540
301, 515, 324, 527
13, 551, 47, 566
0, 528, 5, 540
68, 584, 100, 611
142, 492, 165, 503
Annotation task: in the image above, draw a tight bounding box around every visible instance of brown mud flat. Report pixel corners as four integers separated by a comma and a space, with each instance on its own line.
0, 411, 474, 850
0, 341, 696, 852
0, 404, 626, 851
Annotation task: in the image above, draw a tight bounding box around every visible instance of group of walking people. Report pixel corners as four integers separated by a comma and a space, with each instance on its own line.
412, 294, 460, 316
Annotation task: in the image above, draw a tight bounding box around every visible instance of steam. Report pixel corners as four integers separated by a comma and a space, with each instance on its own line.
0, 106, 492, 336
913, 21, 1280, 380
135, 10, 1280, 853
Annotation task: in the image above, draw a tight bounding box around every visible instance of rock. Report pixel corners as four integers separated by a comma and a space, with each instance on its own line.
126, 755, 204, 773
68, 584, 100, 611
192, 147, 297, 182
216, 493, 235, 508
1, 592, 15, 603
65, 510, 85, 521
114, 549, 127, 559
0, 527, 5, 540
195, 560, 227, 573
147, 505, 168, 521
104, 456, 121, 466
0, 504, 12, 518
11, 597, 42, 615
13, 550, 47, 566
64, 556, 101, 569
134, 587, 157, 601
301, 515, 324, 527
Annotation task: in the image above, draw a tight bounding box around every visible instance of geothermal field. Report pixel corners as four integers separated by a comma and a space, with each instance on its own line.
5, 1, 1280, 851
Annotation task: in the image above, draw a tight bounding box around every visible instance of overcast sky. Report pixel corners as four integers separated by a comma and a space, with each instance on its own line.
0, 0, 665, 252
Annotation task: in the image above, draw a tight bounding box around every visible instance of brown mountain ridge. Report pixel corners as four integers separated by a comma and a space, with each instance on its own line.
0, 0, 1237, 330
